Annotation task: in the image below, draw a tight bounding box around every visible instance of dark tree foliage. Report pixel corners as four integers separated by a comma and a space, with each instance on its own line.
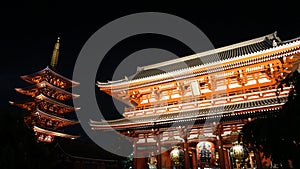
241, 70, 300, 168
0, 109, 61, 169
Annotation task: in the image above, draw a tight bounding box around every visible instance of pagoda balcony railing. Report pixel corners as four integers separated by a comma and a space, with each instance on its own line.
123, 86, 291, 117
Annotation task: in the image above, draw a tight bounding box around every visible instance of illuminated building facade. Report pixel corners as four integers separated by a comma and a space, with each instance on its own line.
91, 32, 300, 169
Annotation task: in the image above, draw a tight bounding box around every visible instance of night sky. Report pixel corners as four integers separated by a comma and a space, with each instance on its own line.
1, 1, 300, 119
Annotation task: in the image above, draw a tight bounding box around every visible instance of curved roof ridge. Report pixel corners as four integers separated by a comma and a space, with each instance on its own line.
15, 80, 80, 98
35, 93, 79, 110
142, 31, 278, 71
98, 39, 300, 87
20, 66, 80, 87
35, 108, 79, 123
281, 35, 300, 44
33, 125, 80, 138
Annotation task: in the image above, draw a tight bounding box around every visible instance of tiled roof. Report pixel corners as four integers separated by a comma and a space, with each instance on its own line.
131, 32, 281, 80
9, 93, 79, 113
32, 108, 79, 125
15, 81, 79, 99
21, 66, 79, 89
33, 125, 79, 139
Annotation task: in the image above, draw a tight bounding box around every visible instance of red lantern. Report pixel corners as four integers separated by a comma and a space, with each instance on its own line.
196, 141, 215, 165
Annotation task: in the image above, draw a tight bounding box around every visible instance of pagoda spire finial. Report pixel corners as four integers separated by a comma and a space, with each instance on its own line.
50, 37, 60, 69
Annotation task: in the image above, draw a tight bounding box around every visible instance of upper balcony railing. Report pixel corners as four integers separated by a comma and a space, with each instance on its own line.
123, 85, 290, 118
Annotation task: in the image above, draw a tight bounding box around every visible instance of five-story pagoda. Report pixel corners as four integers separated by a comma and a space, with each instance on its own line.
10, 37, 80, 143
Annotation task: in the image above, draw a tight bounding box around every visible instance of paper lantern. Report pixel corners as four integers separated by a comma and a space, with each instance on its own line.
196, 141, 215, 165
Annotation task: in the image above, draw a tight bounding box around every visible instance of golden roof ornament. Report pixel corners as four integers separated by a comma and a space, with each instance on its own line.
50, 37, 60, 69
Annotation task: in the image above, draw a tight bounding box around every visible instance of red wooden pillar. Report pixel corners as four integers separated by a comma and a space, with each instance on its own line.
223, 148, 232, 169
184, 136, 190, 169
213, 124, 225, 169
255, 149, 263, 169
192, 149, 198, 169
216, 136, 226, 169
156, 135, 162, 169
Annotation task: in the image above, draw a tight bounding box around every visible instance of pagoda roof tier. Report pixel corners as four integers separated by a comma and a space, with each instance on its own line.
9, 94, 80, 114
90, 96, 287, 130
25, 108, 79, 127
33, 125, 79, 140
21, 66, 79, 89
97, 32, 300, 91
15, 81, 79, 101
